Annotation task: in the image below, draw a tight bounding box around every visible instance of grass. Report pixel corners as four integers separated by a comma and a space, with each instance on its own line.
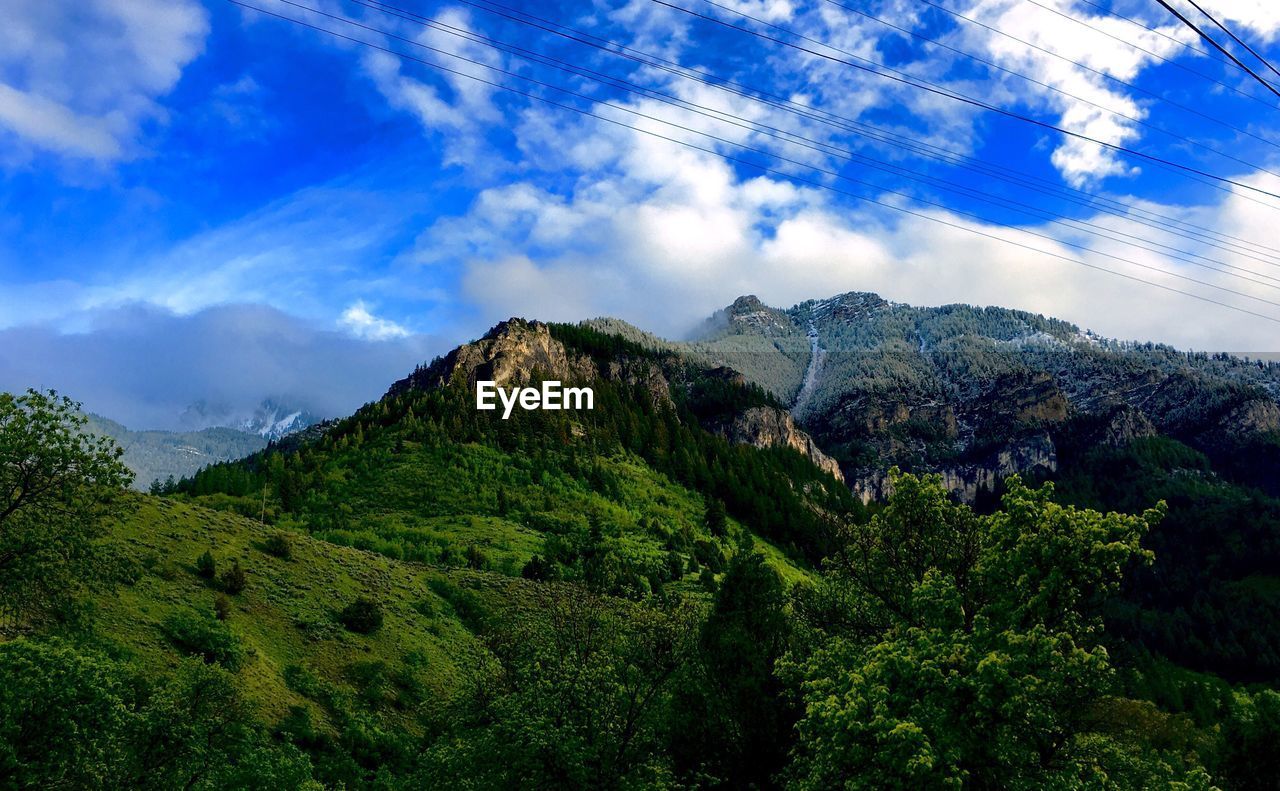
92, 496, 483, 731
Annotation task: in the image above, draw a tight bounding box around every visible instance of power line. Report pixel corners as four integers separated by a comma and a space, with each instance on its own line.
653, 0, 1280, 201
821, 0, 1280, 154
914, 0, 1280, 112
227, 0, 1280, 326
381, 0, 1280, 261
1152, 0, 1280, 98
337, 0, 1280, 282
1072, 0, 1221, 62
1182, 0, 1280, 83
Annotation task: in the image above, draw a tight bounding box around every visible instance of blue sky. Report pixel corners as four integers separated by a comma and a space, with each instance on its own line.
2, 0, 1280, 426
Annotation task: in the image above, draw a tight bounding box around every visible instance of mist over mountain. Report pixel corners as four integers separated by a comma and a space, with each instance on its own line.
178, 397, 320, 440
0, 303, 443, 432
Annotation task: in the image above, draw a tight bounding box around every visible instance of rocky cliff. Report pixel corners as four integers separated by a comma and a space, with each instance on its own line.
391, 319, 843, 481
716, 406, 844, 483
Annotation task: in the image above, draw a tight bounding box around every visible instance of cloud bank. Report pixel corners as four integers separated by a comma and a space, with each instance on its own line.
0, 303, 443, 430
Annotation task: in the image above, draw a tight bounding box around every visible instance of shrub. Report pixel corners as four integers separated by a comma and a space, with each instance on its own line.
465, 544, 489, 570
339, 597, 384, 634
163, 611, 245, 670
521, 555, 557, 581
263, 533, 293, 560
219, 562, 247, 595
213, 594, 232, 621
195, 550, 217, 580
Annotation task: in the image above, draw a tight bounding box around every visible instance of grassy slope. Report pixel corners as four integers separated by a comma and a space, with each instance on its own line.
93, 496, 482, 731
93, 429, 811, 731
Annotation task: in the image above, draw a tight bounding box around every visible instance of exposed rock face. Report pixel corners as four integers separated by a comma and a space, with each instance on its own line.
1099, 407, 1158, 447
1194, 397, 1280, 450
851, 433, 1057, 504
718, 407, 845, 483
390, 319, 588, 393
390, 319, 846, 481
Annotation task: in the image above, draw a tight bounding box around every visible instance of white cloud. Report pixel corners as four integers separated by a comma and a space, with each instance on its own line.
357, 6, 505, 167
421, 119, 1280, 351
1194, 0, 1280, 41
340, 300, 412, 339
949, 0, 1191, 185
0, 174, 428, 331
0, 0, 208, 161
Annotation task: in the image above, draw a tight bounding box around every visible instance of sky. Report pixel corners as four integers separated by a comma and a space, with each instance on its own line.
2, 0, 1280, 428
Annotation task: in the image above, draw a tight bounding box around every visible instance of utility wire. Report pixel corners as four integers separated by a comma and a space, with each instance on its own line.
392, 0, 1280, 259
655, 0, 1280, 201
1152, 0, 1280, 98
340, 0, 1280, 282
227, 0, 1280, 325
915, 0, 1280, 111
1182, 0, 1280, 83
821, 0, 1280, 153
1072, 0, 1220, 62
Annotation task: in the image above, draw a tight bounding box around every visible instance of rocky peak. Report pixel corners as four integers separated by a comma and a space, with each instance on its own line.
714, 406, 844, 483
722, 295, 795, 336
389, 319, 590, 395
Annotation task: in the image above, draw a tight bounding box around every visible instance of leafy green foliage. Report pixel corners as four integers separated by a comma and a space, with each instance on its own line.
1051, 435, 1280, 681
163, 611, 246, 670
0, 389, 133, 624
264, 532, 293, 560
339, 597, 384, 634
673, 551, 795, 787
784, 472, 1204, 789
417, 585, 698, 789
0, 639, 316, 790
219, 561, 247, 595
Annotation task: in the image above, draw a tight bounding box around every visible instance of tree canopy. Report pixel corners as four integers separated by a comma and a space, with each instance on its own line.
0, 389, 133, 624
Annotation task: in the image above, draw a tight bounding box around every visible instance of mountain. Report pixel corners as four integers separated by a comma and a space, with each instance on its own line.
682, 292, 1280, 681
687, 291, 1280, 502
84, 413, 267, 490
8, 305, 1280, 788
179, 397, 320, 440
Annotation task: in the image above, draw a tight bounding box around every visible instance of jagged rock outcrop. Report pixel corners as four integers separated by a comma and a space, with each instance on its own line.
1194, 397, 1280, 451
717, 406, 844, 483
390, 319, 590, 392
391, 318, 676, 410
851, 433, 1057, 504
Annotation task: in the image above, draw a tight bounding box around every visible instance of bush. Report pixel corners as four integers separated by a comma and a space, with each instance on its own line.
263, 533, 293, 560
339, 597, 384, 634
521, 555, 557, 581
214, 594, 232, 621
163, 611, 245, 670
195, 550, 217, 580
465, 544, 489, 570
220, 562, 247, 595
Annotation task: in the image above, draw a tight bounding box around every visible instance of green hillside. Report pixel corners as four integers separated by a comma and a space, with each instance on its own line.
5, 316, 1280, 789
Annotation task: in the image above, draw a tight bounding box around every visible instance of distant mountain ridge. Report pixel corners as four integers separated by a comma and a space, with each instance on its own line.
683, 291, 1280, 501
179, 397, 320, 440
83, 413, 267, 490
